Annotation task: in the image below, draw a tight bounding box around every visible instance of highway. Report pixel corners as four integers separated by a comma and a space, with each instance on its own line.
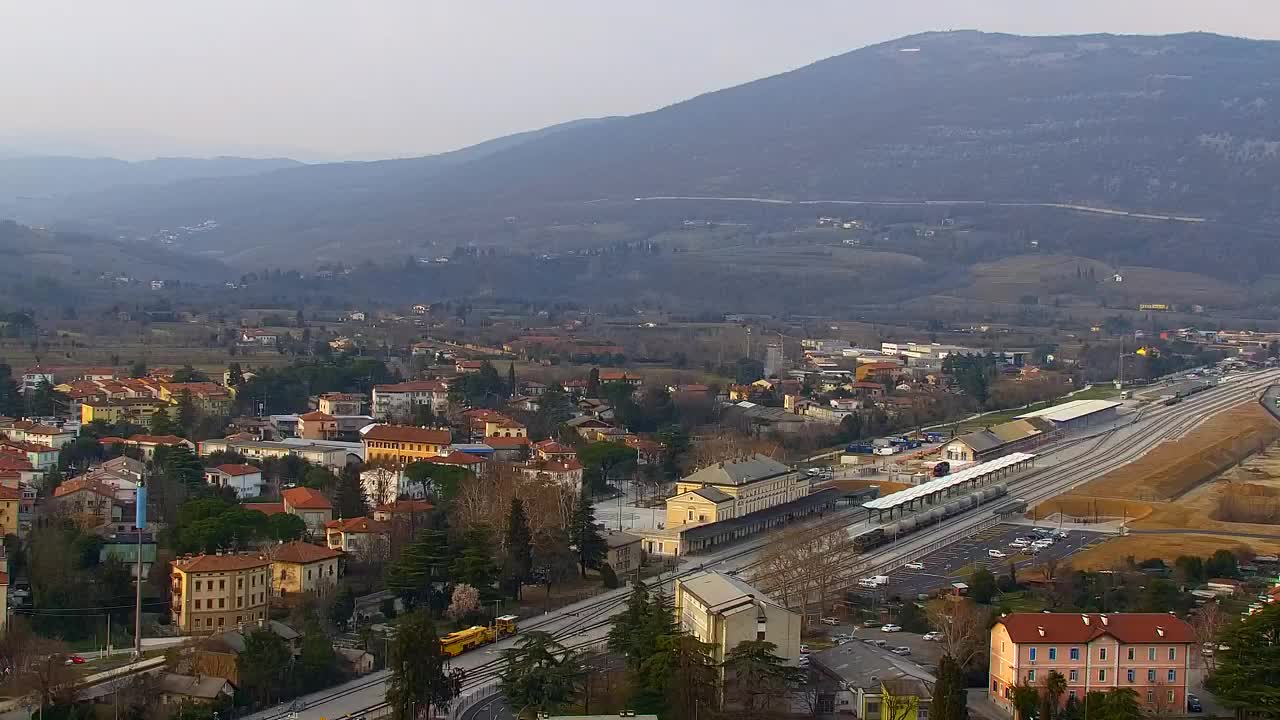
247, 370, 1279, 720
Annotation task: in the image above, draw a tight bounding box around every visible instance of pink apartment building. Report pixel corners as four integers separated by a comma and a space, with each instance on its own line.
990, 613, 1195, 715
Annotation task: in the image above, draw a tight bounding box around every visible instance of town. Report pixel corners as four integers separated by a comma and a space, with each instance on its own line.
0, 308, 1275, 720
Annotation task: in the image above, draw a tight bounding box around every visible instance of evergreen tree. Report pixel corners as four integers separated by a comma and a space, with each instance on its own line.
129, 360, 147, 378
1211, 602, 1280, 716
386, 528, 451, 609
149, 407, 177, 436
226, 362, 246, 388
26, 378, 61, 417
607, 581, 652, 668
332, 463, 368, 518
451, 525, 500, 603
176, 389, 197, 436
387, 611, 463, 720
638, 634, 719, 720
932, 655, 969, 720
568, 489, 606, 577
507, 363, 517, 398
502, 498, 533, 598
499, 632, 585, 717
0, 363, 21, 417
1039, 671, 1067, 720
587, 367, 600, 397
722, 640, 805, 719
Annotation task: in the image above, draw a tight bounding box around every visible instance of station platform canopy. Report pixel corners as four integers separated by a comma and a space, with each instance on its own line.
862, 452, 1036, 512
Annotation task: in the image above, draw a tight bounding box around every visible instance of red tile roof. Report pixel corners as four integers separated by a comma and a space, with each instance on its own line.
425, 451, 485, 466
298, 411, 336, 421
374, 499, 434, 514
1, 440, 56, 453
0, 485, 21, 501
173, 552, 270, 573
282, 486, 333, 510
211, 464, 261, 477
242, 502, 286, 516
362, 424, 451, 445
325, 517, 389, 534
128, 434, 188, 446
997, 613, 1195, 644
272, 541, 342, 564
533, 440, 576, 455
53, 477, 116, 499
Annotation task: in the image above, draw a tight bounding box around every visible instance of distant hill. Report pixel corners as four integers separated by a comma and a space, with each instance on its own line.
17, 31, 1280, 274
0, 154, 303, 218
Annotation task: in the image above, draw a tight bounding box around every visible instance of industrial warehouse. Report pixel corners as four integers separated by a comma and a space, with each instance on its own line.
942, 398, 1120, 462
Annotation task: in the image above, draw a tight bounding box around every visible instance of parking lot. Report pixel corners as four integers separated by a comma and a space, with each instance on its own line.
854, 523, 1109, 600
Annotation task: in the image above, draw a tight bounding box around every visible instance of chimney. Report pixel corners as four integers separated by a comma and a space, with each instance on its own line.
1082, 615, 1090, 626
1100, 615, 1109, 626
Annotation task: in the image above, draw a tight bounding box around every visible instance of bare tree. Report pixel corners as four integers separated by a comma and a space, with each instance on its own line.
927, 597, 986, 668
753, 524, 860, 625
0, 621, 76, 710
1191, 603, 1225, 674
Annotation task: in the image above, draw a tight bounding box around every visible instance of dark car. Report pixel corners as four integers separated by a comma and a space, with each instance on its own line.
1187, 694, 1202, 713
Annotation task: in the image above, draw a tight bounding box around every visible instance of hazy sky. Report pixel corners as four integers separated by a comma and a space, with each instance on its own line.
3, 0, 1278, 161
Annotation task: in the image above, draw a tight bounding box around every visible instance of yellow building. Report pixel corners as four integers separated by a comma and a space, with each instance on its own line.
271, 541, 341, 596
159, 382, 233, 415
362, 424, 452, 467
170, 553, 270, 635
0, 485, 20, 538
674, 571, 801, 671
666, 454, 809, 527
81, 398, 177, 425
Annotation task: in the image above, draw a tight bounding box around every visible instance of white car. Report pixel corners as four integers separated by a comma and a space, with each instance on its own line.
821, 617, 840, 626
1009, 540, 1028, 548
989, 550, 1007, 559
922, 632, 942, 641
881, 624, 902, 633
891, 646, 912, 656
905, 561, 924, 570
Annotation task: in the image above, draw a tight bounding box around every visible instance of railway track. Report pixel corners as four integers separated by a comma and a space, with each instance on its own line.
258, 373, 1278, 720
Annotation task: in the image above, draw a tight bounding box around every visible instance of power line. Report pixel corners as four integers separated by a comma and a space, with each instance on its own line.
14, 601, 169, 615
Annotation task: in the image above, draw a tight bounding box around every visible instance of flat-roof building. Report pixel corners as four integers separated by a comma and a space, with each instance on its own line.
675, 571, 801, 671
1014, 399, 1121, 431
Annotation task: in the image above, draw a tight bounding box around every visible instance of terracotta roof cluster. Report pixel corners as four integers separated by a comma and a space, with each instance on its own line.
282, 486, 332, 510
173, 552, 270, 573
997, 613, 1196, 644
533, 440, 576, 456
273, 541, 342, 564
363, 424, 452, 445
0, 485, 22, 501
1, 440, 56, 453
298, 411, 336, 422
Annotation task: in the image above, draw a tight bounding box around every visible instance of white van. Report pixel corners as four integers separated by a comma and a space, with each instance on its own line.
988, 550, 1007, 559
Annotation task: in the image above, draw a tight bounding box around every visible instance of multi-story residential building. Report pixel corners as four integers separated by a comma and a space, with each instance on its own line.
674, 571, 801, 672
297, 411, 339, 441
281, 487, 333, 533
270, 541, 341, 596
325, 516, 390, 557
989, 613, 1195, 715
0, 441, 59, 471
51, 477, 122, 531
198, 437, 360, 470
3, 421, 76, 450
361, 424, 451, 467
170, 552, 271, 634
371, 381, 449, 421
317, 392, 365, 416
81, 398, 177, 426
203, 464, 266, 499
666, 454, 810, 528
0, 485, 20, 538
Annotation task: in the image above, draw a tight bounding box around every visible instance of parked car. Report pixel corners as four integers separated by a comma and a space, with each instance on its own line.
63, 655, 86, 665
989, 550, 1007, 559
821, 617, 840, 626
891, 646, 912, 656
881, 624, 902, 633
922, 632, 942, 641
1187, 695, 1202, 713
863, 620, 881, 628
1009, 540, 1028, 548
905, 561, 924, 570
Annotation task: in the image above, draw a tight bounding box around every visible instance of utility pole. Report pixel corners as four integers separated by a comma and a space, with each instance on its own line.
134, 478, 146, 659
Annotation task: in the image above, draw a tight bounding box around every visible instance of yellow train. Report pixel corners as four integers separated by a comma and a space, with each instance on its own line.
439, 615, 518, 657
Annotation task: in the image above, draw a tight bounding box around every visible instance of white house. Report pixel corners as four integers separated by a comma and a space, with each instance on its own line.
370, 380, 449, 420
203, 463, 266, 499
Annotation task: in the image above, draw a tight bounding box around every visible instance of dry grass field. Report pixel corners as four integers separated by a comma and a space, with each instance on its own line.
958, 254, 1242, 307
1033, 402, 1280, 568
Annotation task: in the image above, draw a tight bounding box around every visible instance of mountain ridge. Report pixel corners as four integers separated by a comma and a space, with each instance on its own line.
14, 30, 1280, 271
